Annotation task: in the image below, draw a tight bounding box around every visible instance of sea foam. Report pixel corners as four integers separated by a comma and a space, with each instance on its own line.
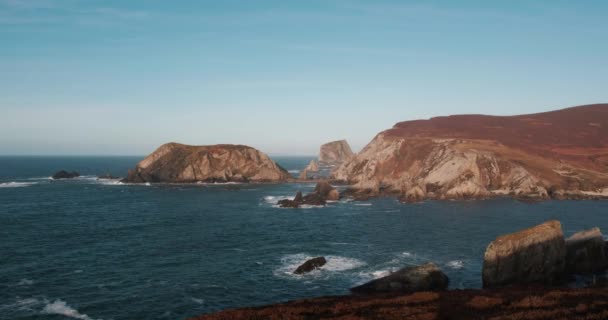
275, 253, 366, 278
0, 182, 36, 188
42, 299, 98, 320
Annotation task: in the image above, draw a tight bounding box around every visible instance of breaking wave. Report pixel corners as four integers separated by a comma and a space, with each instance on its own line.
446, 260, 464, 269
42, 299, 98, 320
0, 182, 37, 188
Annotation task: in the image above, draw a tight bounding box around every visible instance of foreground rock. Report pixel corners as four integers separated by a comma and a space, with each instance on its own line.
351, 263, 449, 294
482, 220, 566, 288
123, 143, 290, 183
566, 227, 608, 274
304, 159, 319, 172
293, 257, 327, 274
192, 286, 608, 320
52, 170, 80, 179
277, 181, 339, 208
334, 104, 608, 201
319, 140, 354, 165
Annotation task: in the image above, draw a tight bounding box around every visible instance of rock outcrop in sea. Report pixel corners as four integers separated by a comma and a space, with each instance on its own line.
123, 143, 290, 183
319, 140, 354, 165
304, 159, 319, 172
52, 170, 80, 179
482, 220, 566, 288
565, 227, 608, 274
294, 257, 327, 274
333, 104, 608, 201
351, 262, 449, 294
277, 181, 340, 208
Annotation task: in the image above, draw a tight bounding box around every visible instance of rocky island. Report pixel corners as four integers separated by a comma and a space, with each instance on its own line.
123, 143, 291, 183
334, 104, 608, 201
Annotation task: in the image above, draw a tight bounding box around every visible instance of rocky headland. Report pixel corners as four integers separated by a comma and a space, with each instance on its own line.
123, 143, 291, 183
333, 104, 608, 202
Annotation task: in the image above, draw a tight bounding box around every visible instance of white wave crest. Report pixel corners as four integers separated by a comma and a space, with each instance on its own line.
446, 260, 464, 269
0, 182, 36, 188
354, 203, 372, 206
42, 300, 98, 320
18, 278, 34, 286
288, 170, 300, 173
263, 195, 294, 204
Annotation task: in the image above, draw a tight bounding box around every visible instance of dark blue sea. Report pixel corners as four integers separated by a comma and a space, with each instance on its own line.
2, 156, 608, 320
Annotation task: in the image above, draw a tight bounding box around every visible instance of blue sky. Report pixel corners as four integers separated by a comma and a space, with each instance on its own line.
1, 0, 607, 155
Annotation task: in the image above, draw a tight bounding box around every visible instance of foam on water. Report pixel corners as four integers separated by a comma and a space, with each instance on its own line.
42, 299, 98, 320
288, 170, 300, 174
354, 203, 372, 206
18, 278, 34, 286
0, 181, 37, 188
446, 260, 465, 269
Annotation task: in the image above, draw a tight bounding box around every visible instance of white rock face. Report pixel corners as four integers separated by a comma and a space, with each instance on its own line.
333, 134, 551, 200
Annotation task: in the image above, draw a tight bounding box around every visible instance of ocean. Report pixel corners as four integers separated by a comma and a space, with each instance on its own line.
1, 156, 608, 320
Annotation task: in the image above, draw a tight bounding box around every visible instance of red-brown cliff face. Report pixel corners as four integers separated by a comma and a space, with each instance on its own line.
334, 104, 608, 201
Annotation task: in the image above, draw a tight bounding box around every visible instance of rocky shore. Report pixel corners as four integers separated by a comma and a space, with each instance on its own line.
194, 220, 608, 319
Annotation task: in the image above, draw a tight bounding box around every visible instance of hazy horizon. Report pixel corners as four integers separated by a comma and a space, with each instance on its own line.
1, 0, 607, 156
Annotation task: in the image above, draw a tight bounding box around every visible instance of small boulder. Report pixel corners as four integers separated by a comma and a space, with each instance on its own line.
482, 220, 566, 288
52, 170, 80, 179
294, 257, 327, 274
566, 227, 608, 274
350, 263, 449, 294
314, 181, 340, 201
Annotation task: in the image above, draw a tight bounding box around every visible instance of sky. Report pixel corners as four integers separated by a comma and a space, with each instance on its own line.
1, 0, 607, 156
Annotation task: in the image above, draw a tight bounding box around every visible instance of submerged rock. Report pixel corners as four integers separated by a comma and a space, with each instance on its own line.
277, 192, 303, 208
123, 143, 290, 183
97, 174, 117, 180
482, 220, 566, 288
565, 227, 608, 274
52, 170, 80, 179
350, 262, 449, 294
294, 257, 327, 275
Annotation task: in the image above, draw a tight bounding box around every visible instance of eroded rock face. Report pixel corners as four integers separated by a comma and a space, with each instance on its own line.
294, 257, 327, 274
350, 263, 449, 294
566, 228, 608, 274
482, 220, 566, 288
52, 170, 80, 179
334, 104, 608, 201
123, 143, 290, 183
320, 140, 354, 165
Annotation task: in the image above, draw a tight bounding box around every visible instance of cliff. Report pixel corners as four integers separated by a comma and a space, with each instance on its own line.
319, 140, 354, 165
333, 104, 608, 201
123, 143, 290, 183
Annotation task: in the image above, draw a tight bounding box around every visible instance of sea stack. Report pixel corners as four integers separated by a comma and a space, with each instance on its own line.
319, 140, 354, 165
123, 143, 290, 183
304, 159, 319, 172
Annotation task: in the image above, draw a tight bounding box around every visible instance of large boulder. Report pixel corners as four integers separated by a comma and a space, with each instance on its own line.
277, 192, 303, 208
52, 170, 80, 179
277, 181, 338, 208
319, 140, 354, 165
123, 143, 290, 183
294, 257, 327, 275
565, 227, 608, 274
482, 220, 566, 288
350, 263, 448, 294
